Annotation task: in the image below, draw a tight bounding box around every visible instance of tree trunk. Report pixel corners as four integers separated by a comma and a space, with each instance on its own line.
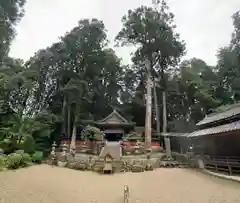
162, 90, 167, 133
70, 123, 76, 150
144, 60, 152, 149
61, 96, 67, 135
153, 80, 160, 133
162, 90, 171, 157
70, 104, 79, 151
67, 104, 71, 138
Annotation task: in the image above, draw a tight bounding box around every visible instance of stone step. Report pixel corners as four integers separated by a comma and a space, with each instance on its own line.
93, 160, 125, 173
99, 142, 122, 160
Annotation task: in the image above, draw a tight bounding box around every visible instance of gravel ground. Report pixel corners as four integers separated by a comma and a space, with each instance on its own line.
1, 165, 240, 203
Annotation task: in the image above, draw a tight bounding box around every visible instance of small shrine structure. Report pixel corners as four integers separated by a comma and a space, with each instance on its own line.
60, 109, 161, 147
95, 109, 135, 142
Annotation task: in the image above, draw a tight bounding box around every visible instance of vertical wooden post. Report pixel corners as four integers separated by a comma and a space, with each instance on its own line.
153, 80, 160, 133
227, 157, 232, 175
144, 59, 152, 149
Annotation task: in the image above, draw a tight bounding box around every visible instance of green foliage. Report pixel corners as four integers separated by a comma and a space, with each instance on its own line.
22, 153, 32, 165
0, 0, 26, 60
0, 155, 7, 170
15, 149, 24, 154
20, 136, 35, 153
0, 139, 12, 154
4, 151, 32, 169
124, 131, 142, 142
0, 100, 60, 154
6, 153, 22, 169
0, 0, 239, 152
31, 151, 43, 163
82, 125, 104, 141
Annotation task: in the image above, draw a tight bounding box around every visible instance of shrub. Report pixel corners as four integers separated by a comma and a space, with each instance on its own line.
6, 153, 22, 169
0, 155, 7, 170
0, 148, 4, 155
0, 139, 17, 154
14, 150, 33, 167
15, 150, 24, 155
22, 153, 32, 166
20, 136, 35, 154
31, 151, 43, 163
3, 150, 33, 169
82, 125, 104, 141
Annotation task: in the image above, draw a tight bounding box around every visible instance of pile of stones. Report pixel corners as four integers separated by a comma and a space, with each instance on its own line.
159, 155, 185, 168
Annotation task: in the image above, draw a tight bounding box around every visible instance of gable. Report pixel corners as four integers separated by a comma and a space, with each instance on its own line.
106, 114, 124, 123
101, 110, 128, 124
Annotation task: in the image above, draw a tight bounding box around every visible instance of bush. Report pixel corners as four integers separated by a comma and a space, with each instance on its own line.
0, 139, 17, 154
3, 150, 33, 169
15, 150, 24, 155
6, 153, 22, 169
0, 148, 4, 155
14, 150, 32, 166
20, 136, 35, 154
21, 153, 32, 166
0, 155, 7, 170
31, 151, 43, 163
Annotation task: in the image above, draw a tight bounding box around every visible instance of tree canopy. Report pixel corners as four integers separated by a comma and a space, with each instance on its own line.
0, 0, 240, 152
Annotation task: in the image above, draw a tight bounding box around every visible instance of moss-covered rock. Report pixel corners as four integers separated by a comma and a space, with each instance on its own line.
57, 161, 67, 167
74, 161, 87, 171
145, 163, 154, 171
131, 164, 144, 173
66, 161, 77, 169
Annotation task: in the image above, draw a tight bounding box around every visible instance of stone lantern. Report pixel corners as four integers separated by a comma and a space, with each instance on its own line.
58, 141, 68, 167
51, 141, 57, 166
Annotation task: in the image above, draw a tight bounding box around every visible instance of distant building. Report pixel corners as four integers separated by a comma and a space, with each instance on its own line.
187, 103, 240, 157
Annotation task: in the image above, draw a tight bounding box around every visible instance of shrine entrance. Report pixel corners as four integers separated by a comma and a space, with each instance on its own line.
104, 129, 123, 142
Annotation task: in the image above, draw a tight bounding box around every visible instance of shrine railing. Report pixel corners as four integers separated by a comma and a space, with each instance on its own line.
204, 156, 240, 175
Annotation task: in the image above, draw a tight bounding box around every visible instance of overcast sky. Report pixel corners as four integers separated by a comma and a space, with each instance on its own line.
9, 0, 240, 66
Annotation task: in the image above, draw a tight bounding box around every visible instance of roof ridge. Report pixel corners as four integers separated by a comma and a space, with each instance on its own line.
100, 109, 128, 123
197, 103, 240, 126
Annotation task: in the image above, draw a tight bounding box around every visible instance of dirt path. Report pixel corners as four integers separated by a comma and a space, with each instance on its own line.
1, 165, 240, 203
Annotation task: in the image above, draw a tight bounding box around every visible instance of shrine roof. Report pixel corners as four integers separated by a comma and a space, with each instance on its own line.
196, 103, 240, 126
188, 120, 240, 137
96, 109, 135, 126
161, 133, 189, 137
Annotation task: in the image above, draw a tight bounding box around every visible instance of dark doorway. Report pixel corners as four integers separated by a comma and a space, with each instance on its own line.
105, 133, 123, 141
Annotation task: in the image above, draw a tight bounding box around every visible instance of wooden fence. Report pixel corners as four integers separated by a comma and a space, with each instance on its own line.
204, 156, 240, 175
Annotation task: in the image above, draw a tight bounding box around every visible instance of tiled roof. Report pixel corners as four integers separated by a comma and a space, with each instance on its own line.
162, 133, 189, 137
196, 104, 240, 126
99, 109, 129, 124
188, 121, 240, 137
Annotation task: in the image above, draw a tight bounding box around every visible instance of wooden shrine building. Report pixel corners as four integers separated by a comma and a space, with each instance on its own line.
187, 103, 240, 157
95, 109, 135, 142
60, 109, 161, 146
